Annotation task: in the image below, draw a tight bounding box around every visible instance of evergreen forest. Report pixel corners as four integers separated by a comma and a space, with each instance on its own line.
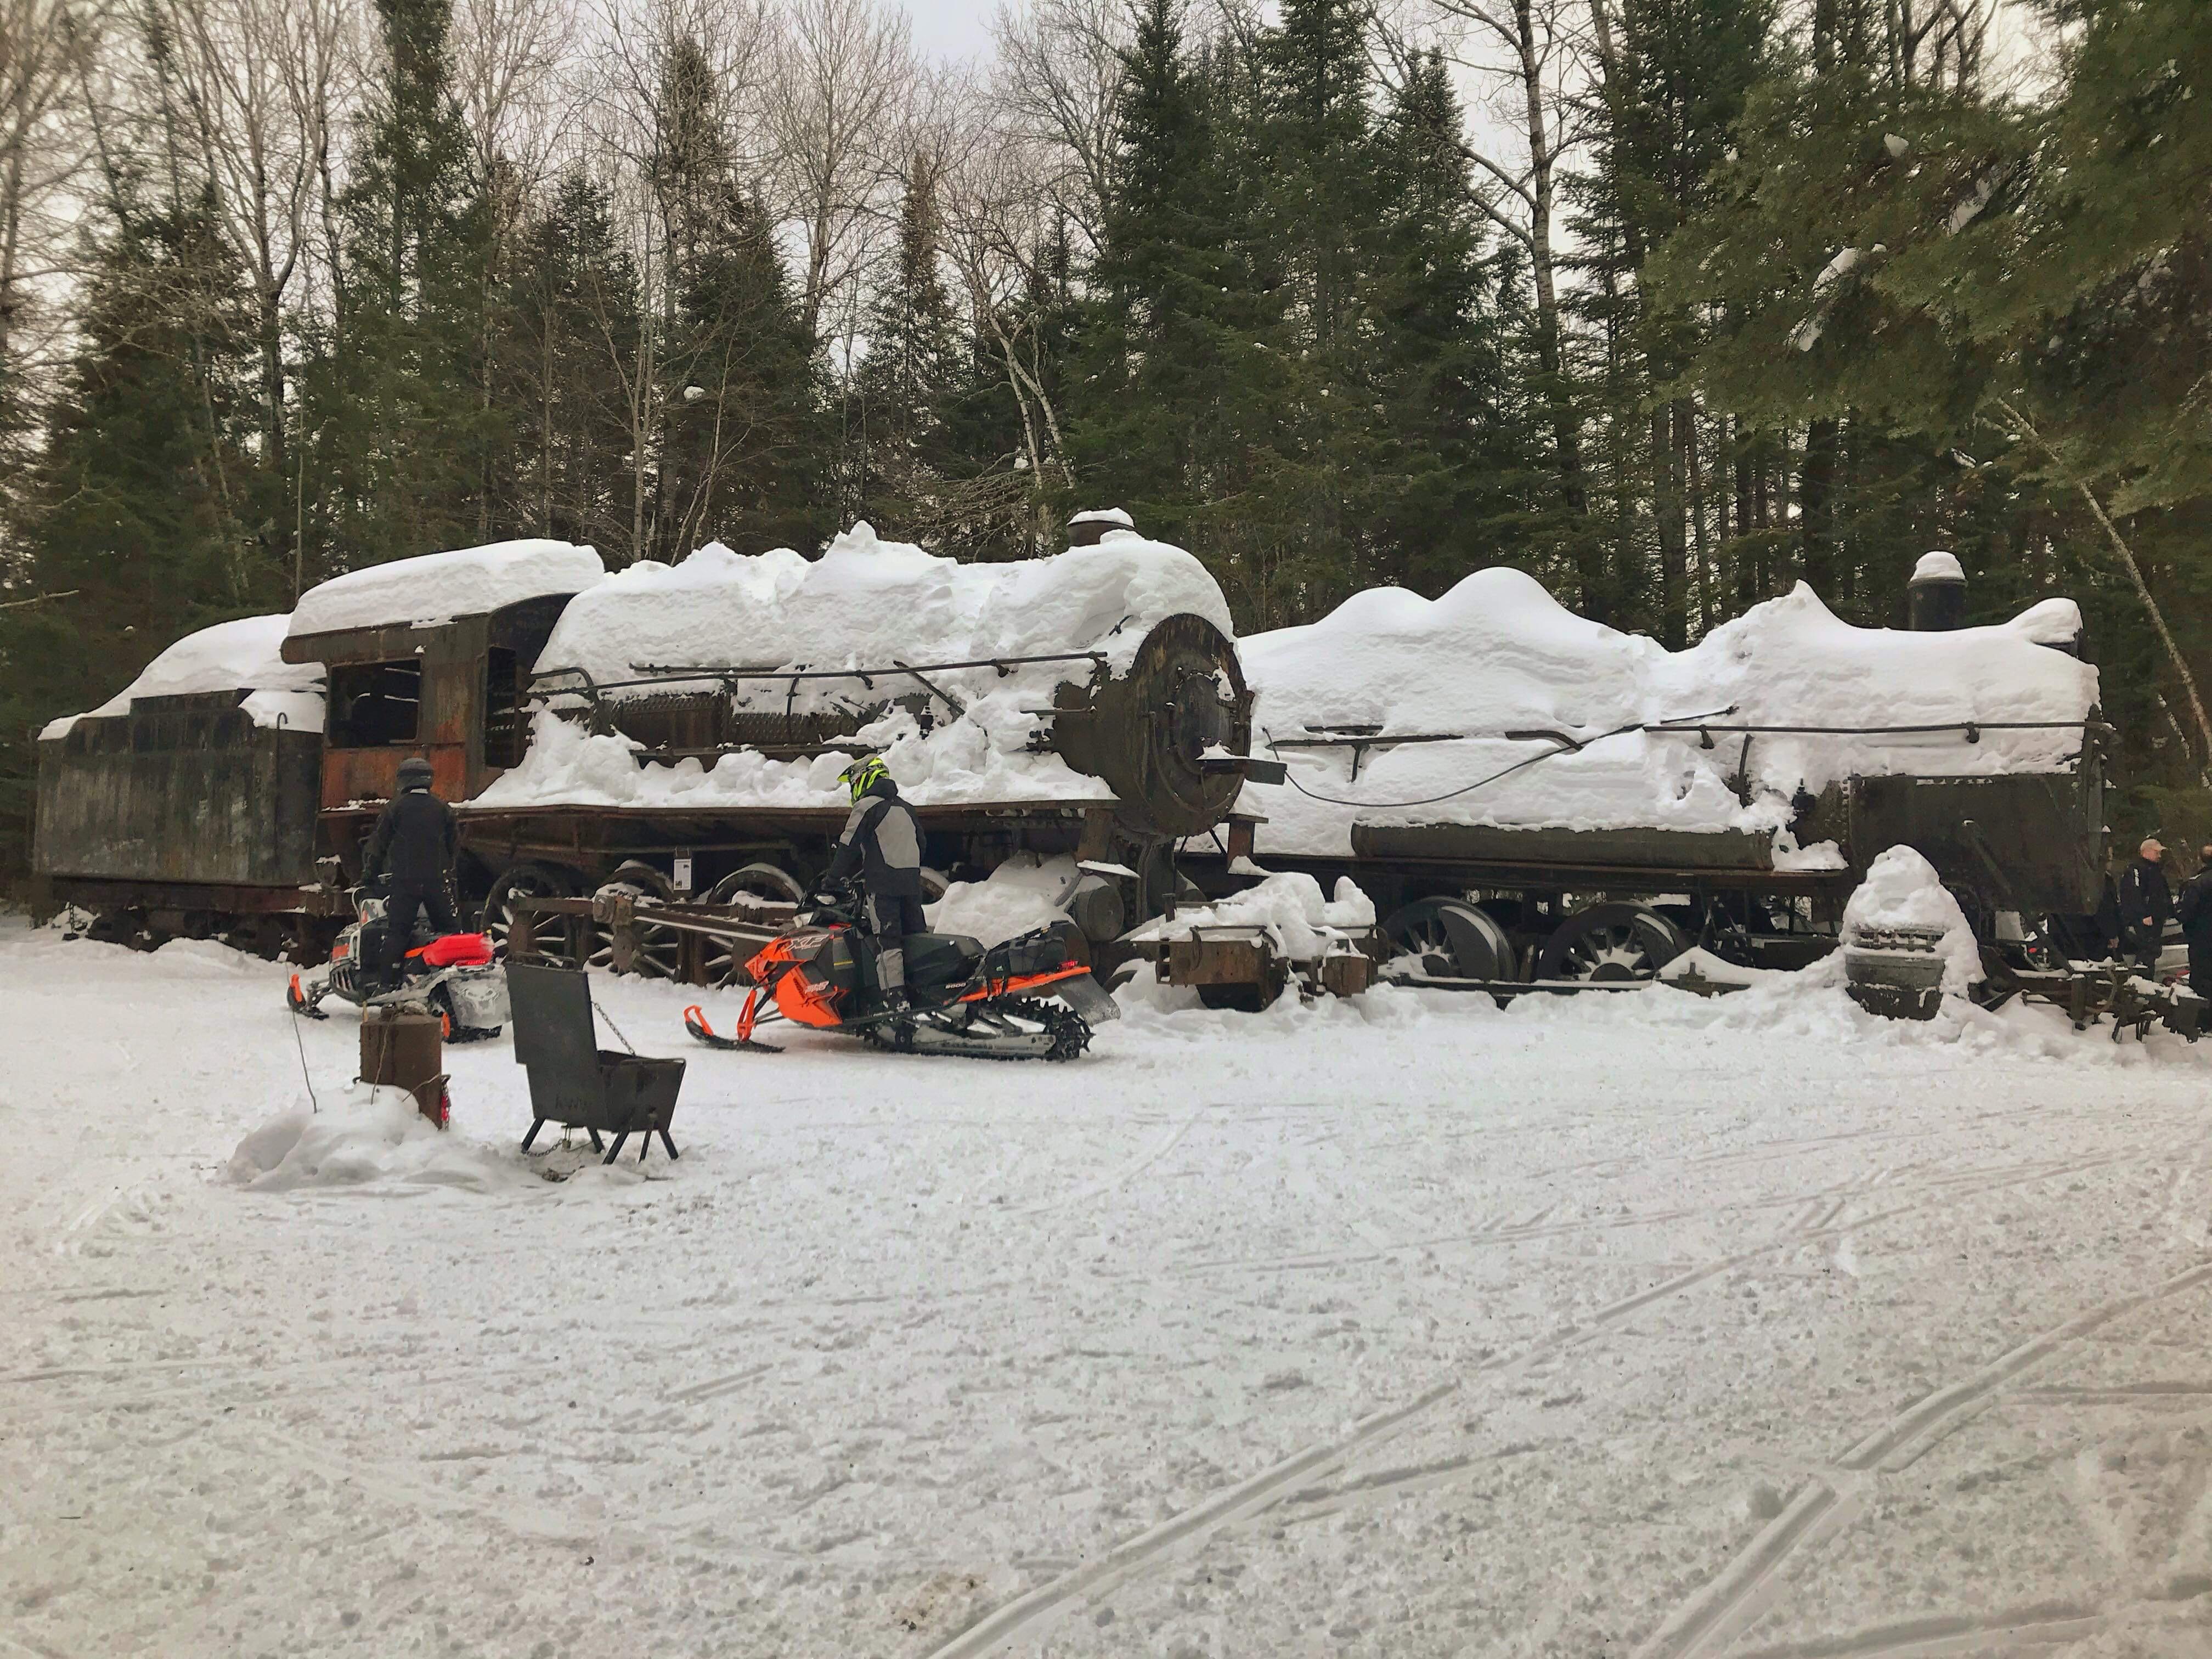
1, 0, 2206, 865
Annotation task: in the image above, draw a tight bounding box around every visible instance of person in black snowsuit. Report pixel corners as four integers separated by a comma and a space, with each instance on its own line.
2177, 847, 2212, 1002
2092, 866, 2123, 960
2117, 837, 2172, 975
359, 754, 460, 989
823, 755, 924, 1008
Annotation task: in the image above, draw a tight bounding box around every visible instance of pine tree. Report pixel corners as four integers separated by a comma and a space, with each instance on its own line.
1368, 50, 1530, 596
651, 37, 820, 560
299, 0, 503, 574
1, 193, 262, 864
1250, 0, 1390, 615
501, 172, 644, 552
1575, 0, 1775, 644
853, 153, 962, 532
1070, 0, 1288, 613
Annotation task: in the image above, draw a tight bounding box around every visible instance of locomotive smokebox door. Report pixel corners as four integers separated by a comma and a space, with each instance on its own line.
1051, 613, 1255, 839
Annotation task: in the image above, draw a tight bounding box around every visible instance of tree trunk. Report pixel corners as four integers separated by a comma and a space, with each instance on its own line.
1514, 0, 1595, 613
1801, 417, 1838, 597
1684, 401, 1714, 635
1653, 404, 1688, 648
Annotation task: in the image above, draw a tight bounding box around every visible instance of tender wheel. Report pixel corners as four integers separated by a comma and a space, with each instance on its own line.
700, 862, 806, 986
705, 861, 806, 906
589, 862, 680, 978
1381, 898, 1515, 983
483, 862, 583, 967
1534, 903, 1688, 984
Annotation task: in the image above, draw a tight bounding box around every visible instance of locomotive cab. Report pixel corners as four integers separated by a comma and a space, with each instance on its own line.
277, 540, 607, 891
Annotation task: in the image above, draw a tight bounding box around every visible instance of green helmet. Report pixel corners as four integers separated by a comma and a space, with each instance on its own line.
839, 754, 889, 802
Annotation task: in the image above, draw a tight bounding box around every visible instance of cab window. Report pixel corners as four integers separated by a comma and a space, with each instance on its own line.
328, 661, 422, 747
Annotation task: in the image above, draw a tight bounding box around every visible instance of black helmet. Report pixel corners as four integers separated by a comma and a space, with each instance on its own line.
397, 755, 434, 789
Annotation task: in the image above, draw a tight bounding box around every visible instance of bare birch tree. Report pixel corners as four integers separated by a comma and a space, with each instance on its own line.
987, 0, 1128, 258
764, 0, 911, 345
155, 0, 351, 486
0, 0, 104, 447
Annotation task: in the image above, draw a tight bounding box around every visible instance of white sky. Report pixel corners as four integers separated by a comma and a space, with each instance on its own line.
905, 0, 1000, 63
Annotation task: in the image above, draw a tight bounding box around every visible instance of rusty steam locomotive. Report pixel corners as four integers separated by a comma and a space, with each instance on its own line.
35, 521, 2106, 995
34, 518, 1268, 967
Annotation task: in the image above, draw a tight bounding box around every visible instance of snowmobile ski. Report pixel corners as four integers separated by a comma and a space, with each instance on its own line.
684, 1006, 783, 1053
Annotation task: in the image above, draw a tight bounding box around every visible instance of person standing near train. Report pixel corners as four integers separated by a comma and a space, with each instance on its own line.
358, 755, 461, 990
2117, 836, 2172, 977
2176, 845, 2212, 1001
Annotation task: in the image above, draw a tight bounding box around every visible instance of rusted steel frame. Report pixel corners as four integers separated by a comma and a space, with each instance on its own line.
47, 876, 310, 915
1230, 850, 1850, 896
1380, 974, 1666, 996
458, 802, 1103, 832
512, 894, 787, 953
1645, 718, 2106, 740
1266, 731, 1467, 781
1268, 733, 1466, 748
532, 650, 1108, 701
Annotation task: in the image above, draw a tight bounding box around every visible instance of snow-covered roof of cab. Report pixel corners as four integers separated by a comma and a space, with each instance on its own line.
530, 520, 1230, 687
284, 539, 606, 646
40, 614, 325, 741
472, 522, 1237, 816
1237, 569, 2101, 862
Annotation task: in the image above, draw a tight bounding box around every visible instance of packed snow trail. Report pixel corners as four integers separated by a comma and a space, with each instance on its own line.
3, 922, 2211, 1656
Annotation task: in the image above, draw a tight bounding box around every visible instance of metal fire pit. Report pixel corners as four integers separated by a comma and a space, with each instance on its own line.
507, 962, 685, 1163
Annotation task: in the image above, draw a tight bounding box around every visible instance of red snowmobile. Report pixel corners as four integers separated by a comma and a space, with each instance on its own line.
684, 884, 1116, 1062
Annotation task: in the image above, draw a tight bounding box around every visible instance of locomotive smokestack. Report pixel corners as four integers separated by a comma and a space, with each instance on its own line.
1908, 551, 1967, 631
1068, 507, 1136, 548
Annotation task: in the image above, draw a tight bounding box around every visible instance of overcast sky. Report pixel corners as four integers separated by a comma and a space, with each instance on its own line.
906, 0, 1000, 63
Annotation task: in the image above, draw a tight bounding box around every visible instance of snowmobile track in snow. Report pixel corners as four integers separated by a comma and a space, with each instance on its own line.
918, 1382, 1460, 1658
1630, 1257, 2212, 1659
924, 1147, 2164, 1654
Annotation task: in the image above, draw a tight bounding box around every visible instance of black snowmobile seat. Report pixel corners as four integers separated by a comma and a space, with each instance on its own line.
901, 933, 985, 990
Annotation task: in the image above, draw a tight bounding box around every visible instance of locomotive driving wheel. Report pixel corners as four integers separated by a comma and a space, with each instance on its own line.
1534, 904, 1689, 984
696, 862, 808, 986
1380, 898, 1516, 983
589, 861, 682, 978
483, 862, 583, 968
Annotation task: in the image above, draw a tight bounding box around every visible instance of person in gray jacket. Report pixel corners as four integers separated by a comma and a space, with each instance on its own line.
823, 755, 925, 1008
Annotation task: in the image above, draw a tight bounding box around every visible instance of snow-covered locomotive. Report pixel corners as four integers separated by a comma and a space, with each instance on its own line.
1186, 554, 2103, 985
36, 520, 2103, 993
34, 520, 1264, 964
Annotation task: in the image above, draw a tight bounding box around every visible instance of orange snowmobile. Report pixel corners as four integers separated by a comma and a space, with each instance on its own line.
684, 883, 1117, 1062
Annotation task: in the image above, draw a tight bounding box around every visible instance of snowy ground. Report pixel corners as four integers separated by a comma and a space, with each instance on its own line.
5, 921, 2212, 1659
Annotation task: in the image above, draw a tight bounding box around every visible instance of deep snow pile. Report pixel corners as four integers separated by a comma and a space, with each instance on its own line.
477, 522, 1234, 814
286, 538, 606, 636
226, 1086, 522, 1194
1237, 567, 2098, 860
1842, 843, 1985, 995
38, 614, 325, 740
1127, 871, 1377, 961
925, 854, 1085, 946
